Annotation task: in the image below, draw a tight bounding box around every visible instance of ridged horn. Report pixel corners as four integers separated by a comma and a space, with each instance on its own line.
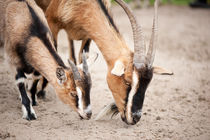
82, 51, 89, 75
68, 59, 81, 81
114, 0, 146, 69
146, 0, 159, 68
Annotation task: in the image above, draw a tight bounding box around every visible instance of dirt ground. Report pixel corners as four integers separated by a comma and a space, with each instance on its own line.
0, 5, 210, 140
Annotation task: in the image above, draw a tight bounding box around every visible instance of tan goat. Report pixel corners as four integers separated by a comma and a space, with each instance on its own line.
35, 0, 172, 125
0, 0, 97, 120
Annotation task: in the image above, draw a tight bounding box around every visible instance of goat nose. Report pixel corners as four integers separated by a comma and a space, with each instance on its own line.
86, 112, 92, 119
133, 114, 141, 124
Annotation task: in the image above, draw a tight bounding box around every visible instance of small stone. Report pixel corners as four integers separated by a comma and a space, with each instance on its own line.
156, 116, 161, 120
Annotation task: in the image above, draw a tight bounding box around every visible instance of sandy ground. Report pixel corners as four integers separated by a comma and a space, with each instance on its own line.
0, 5, 210, 140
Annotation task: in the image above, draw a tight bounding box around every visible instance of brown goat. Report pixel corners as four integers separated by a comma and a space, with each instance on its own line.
0, 0, 96, 120
35, 0, 173, 125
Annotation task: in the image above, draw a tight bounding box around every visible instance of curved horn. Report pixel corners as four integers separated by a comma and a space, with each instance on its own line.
146, 0, 159, 68
114, 0, 146, 69
68, 59, 81, 81
82, 51, 89, 74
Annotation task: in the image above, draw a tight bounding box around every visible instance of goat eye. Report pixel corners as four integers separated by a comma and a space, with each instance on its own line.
70, 92, 77, 98
125, 81, 130, 86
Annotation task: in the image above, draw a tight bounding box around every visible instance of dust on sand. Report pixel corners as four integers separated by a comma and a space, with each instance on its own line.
0, 5, 210, 140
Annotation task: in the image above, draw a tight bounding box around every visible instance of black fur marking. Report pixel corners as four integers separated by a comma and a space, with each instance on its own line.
15, 44, 34, 74
70, 40, 76, 64
27, 4, 67, 68
131, 69, 153, 114
33, 71, 40, 76
124, 84, 131, 110
97, 0, 119, 33
37, 77, 48, 99
75, 95, 79, 108
82, 74, 92, 107
30, 79, 39, 106
83, 39, 91, 53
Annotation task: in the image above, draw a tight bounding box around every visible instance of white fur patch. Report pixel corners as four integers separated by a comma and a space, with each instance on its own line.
126, 71, 139, 123
22, 105, 28, 119
30, 105, 37, 118
21, 105, 37, 119
76, 87, 83, 112
111, 60, 125, 76
15, 78, 26, 85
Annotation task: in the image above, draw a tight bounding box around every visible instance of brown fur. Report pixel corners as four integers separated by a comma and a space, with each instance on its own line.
38, 0, 132, 114
1, 0, 91, 119
36, 0, 172, 124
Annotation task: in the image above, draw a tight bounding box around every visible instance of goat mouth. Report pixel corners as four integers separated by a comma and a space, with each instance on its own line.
78, 114, 91, 120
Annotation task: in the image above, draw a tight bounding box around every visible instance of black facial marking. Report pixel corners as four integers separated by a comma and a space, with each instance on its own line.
80, 74, 91, 107
97, 0, 119, 33
131, 69, 153, 113
124, 84, 131, 109
27, 3, 67, 68
75, 95, 79, 108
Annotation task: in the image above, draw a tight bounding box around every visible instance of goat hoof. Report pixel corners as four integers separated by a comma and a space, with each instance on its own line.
32, 101, 38, 106
26, 113, 37, 121
37, 90, 46, 99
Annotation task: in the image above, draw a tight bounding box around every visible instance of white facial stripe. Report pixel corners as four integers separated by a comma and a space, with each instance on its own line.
76, 87, 83, 112
16, 78, 26, 85
126, 71, 139, 123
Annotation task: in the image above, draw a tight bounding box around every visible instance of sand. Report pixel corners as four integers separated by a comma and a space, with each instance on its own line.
0, 5, 210, 140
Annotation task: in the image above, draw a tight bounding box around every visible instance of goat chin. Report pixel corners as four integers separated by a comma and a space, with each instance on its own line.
95, 102, 119, 120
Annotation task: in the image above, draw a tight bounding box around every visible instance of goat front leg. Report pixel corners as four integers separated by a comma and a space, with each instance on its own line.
69, 39, 76, 64
78, 39, 91, 64
36, 77, 48, 99
16, 69, 37, 120
29, 71, 42, 106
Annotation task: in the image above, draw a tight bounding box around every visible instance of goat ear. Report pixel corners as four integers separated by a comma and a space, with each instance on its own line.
111, 60, 125, 76
153, 66, 174, 75
56, 67, 67, 84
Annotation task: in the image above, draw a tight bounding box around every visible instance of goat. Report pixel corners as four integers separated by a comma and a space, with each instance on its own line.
35, 0, 172, 125
34, 0, 111, 64
0, 0, 97, 120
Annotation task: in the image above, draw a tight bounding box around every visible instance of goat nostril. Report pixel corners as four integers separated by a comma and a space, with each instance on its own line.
133, 115, 141, 124
86, 112, 92, 118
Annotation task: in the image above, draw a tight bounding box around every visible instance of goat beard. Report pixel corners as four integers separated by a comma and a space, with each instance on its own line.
95, 102, 119, 120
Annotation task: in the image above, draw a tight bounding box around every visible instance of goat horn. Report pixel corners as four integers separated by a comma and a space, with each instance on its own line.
68, 59, 81, 81
82, 51, 89, 74
114, 0, 146, 69
146, 0, 159, 68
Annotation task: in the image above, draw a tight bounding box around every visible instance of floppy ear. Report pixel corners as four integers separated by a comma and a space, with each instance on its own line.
111, 60, 125, 76
56, 67, 67, 84
153, 66, 174, 75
